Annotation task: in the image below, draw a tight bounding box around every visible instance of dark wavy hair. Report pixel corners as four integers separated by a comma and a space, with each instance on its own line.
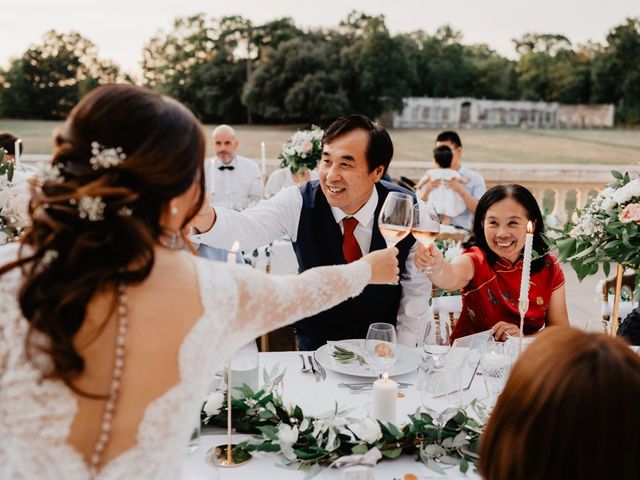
0, 84, 205, 389
470, 184, 548, 273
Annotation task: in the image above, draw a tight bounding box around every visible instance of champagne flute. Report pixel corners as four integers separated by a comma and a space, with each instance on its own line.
411, 202, 441, 275
364, 322, 398, 378
378, 192, 413, 247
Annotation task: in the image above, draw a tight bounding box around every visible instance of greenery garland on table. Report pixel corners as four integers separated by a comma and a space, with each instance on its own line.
201, 368, 485, 475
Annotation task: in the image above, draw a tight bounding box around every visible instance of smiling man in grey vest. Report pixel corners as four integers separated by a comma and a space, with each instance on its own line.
191, 115, 431, 350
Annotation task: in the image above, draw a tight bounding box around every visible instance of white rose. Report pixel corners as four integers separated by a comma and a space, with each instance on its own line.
277, 423, 299, 446
349, 417, 382, 444
0, 231, 7, 245
203, 391, 225, 417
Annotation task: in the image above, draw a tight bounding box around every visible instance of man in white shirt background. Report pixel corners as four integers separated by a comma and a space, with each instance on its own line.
191, 115, 431, 350
198, 124, 264, 261
207, 124, 264, 210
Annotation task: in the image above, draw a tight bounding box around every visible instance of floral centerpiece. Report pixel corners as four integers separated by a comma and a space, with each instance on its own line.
551, 170, 640, 286
0, 150, 32, 245
278, 125, 323, 174
201, 368, 484, 475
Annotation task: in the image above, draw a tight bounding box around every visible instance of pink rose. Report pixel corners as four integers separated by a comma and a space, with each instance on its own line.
301, 140, 312, 153
619, 203, 640, 223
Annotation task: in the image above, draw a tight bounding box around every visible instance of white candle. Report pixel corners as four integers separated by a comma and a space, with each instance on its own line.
518, 221, 534, 304
227, 240, 240, 264
373, 372, 397, 424
260, 141, 266, 176
14, 139, 22, 169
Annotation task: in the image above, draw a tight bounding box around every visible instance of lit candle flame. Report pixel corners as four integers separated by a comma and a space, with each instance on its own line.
230, 240, 240, 254
526, 221, 533, 233
382, 372, 389, 381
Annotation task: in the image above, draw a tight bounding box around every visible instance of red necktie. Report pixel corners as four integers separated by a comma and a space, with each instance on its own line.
342, 217, 362, 263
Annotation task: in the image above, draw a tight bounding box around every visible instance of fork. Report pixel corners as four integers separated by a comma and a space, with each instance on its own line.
306, 355, 321, 382
308, 355, 326, 380
299, 354, 311, 373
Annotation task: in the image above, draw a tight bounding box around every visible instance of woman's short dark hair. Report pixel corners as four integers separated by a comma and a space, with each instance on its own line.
322, 114, 393, 173
433, 145, 453, 169
479, 327, 640, 480
471, 184, 547, 273
0, 84, 205, 387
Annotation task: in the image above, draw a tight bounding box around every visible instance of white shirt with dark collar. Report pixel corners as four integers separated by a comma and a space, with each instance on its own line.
191, 184, 432, 346
206, 155, 264, 210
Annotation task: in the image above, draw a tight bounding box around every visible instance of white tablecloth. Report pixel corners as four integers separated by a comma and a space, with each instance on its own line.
184, 351, 483, 479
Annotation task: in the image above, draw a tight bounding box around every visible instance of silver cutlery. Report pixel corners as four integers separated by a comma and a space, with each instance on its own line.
299, 354, 311, 373
307, 355, 321, 382
309, 355, 326, 380
338, 382, 413, 392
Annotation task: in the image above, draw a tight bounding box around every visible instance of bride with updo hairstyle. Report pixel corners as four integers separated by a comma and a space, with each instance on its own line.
0, 84, 400, 479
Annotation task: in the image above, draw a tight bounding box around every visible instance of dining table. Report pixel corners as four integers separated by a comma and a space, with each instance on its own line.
183, 350, 485, 480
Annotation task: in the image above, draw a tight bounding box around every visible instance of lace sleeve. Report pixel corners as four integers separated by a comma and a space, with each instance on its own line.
227, 260, 371, 340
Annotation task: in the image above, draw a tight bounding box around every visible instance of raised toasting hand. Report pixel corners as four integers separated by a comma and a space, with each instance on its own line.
362, 247, 400, 285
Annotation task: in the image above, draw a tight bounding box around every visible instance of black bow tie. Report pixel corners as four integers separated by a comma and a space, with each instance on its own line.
218, 165, 235, 171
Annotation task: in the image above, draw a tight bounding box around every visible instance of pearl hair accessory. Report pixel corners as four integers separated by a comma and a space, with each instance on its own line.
89, 283, 127, 476
90, 142, 126, 170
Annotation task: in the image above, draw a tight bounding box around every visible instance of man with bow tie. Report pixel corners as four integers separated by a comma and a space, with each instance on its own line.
206, 124, 264, 210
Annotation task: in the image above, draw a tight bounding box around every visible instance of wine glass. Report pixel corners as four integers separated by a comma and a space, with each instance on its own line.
479, 340, 515, 409
364, 322, 398, 377
378, 192, 413, 247
411, 202, 441, 275
418, 319, 451, 391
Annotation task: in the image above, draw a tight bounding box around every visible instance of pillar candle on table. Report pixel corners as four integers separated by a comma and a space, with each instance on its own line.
373, 372, 397, 424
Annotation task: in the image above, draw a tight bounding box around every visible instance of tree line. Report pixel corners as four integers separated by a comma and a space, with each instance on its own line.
1, 12, 639, 124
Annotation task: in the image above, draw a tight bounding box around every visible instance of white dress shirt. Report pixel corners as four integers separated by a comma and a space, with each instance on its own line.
206, 155, 264, 210
191, 185, 432, 346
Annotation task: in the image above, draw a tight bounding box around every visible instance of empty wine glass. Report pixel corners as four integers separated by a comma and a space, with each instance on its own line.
364, 322, 398, 377
419, 318, 451, 392
378, 192, 413, 247
479, 340, 515, 408
411, 202, 441, 275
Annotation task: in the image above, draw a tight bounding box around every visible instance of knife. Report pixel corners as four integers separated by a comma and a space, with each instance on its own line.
307, 355, 321, 382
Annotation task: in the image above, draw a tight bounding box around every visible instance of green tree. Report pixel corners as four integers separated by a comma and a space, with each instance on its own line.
0, 30, 124, 119
591, 18, 640, 124
513, 33, 591, 103
242, 37, 348, 122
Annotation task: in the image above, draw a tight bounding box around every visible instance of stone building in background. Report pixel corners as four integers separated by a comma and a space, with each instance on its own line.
389, 97, 615, 129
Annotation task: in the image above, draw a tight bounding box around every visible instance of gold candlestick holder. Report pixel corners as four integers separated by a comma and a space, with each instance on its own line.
209, 358, 252, 468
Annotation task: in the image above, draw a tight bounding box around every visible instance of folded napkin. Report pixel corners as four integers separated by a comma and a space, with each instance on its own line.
329, 447, 382, 469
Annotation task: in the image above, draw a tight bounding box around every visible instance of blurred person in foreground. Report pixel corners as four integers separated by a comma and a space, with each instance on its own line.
480, 327, 640, 480
0, 84, 399, 479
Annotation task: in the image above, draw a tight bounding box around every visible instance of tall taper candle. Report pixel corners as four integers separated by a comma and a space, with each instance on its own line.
226, 240, 239, 463
14, 139, 22, 170
260, 141, 266, 176
518, 221, 534, 354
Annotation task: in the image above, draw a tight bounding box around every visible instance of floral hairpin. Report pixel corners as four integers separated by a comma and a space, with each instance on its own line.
36, 163, 64, 187
90, 142, 126, 170
76, 195, 106, 221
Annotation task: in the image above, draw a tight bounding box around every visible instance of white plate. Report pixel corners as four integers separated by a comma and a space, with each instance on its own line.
314, 339, 419, 378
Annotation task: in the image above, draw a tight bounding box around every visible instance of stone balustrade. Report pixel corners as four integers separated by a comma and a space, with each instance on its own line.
388, 161, 640, 223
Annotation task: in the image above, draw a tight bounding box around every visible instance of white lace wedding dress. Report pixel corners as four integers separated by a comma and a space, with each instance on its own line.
0, 242, 371, 479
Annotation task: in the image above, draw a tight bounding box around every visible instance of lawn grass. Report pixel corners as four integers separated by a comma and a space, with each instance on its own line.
2, 119, 639, 166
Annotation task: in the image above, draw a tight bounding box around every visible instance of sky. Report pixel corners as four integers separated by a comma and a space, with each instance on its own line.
2, 0, 638, 77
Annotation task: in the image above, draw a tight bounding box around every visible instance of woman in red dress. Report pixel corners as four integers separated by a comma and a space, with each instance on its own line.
415, 184, 569, 342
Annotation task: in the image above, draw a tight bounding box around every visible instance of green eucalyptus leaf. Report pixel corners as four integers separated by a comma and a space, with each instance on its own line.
382, 447, 402, 459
